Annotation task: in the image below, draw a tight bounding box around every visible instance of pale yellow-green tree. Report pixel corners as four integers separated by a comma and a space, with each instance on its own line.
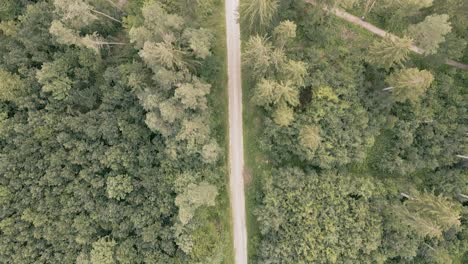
53, 0, 121, 29
299, 125, 321, 152
201, 140, 221, 164
384, 68, 434, 102
405, 192, 461, 230
50, 20, 125, 54
175, 182, 218, 225
273, 20, 297, 48
0, 69, 26, 103
90, 237, 116, 264
0, 20, 17, 36
106, 175, 133, 200
53, 0, 97, 28
368, 35, 413, 68
282, 60, 307, 87
253, 79, 299, 108
244, 35, 273, 77
273, 102, 294, 126
240, 0, 279, 32
252, 78, 277, 107
176, 117, 211, 152
174, 78, 211, 110
407, 14, 452, 55
49, 20, 82, 47
276, 80, 299, 107
393, 192, 460, 239
139, 39, 187, 71
159, 99, 183, 123
269, 47, 287, 74
182, 28, 214, 59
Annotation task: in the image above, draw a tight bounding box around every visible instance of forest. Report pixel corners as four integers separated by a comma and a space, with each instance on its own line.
0, 0, 232, 263
241, 0, 467, 263
0, 0, 467, 263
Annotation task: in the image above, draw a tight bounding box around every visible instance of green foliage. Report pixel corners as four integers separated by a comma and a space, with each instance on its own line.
201, 140, 222, 164
174, 77, 211, 110
244, 35, 274, 77
393, 192, 461, 239
183, 28, 214, 59
253, 79, 299, 108
0, 0, 23, 20
272, 102, 294, 126
245, 2, 468, 262
49, 20, 104, 54
90, 237, 116, 264
0, 1, 229, 262
385, 68, 434, 102
50, 20, 82, 46
367, 35, 413, 68
273, 20, 296, 48
240, 0, 279, 32
106, 175, 133, 200
244, 24, 307, 127
53, 0, 98, 29
175, 182, 218, 225
36, 58, 73, 100
139, 39, 187, 71
299, 125, 321, 152
257, 168, 383, 263
128, 0, 220, 164
407, 14, 452, 55
0, 69, 26, 103
281, 60, 307, 86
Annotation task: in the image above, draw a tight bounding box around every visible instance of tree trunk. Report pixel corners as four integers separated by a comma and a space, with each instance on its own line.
382, 86, 394, 91
456, 155, 468, 159
424, 243, 436, 251
89, 9, 122, 24
95, 41, 127, 45
304, 0, 468, 71
400, 192, 412, 199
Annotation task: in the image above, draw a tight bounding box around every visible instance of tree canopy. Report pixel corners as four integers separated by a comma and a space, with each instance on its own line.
242, 1, 468, 263
0, 0, 230, 263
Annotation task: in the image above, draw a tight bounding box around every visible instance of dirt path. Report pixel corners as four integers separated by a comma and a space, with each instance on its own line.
305, 0, 468, 71
225, 0, 248, 263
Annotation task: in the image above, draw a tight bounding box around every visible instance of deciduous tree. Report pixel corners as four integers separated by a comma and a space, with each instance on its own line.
183, 28, 214, 59
0, 69, 26, 103
36, 58, 72, 100
175, 182, 218, 225
90, 237, 116, 264
106, 175, 133, 200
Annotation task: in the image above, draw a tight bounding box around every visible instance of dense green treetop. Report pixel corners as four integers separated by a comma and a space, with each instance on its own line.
0, 0, 228, 263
